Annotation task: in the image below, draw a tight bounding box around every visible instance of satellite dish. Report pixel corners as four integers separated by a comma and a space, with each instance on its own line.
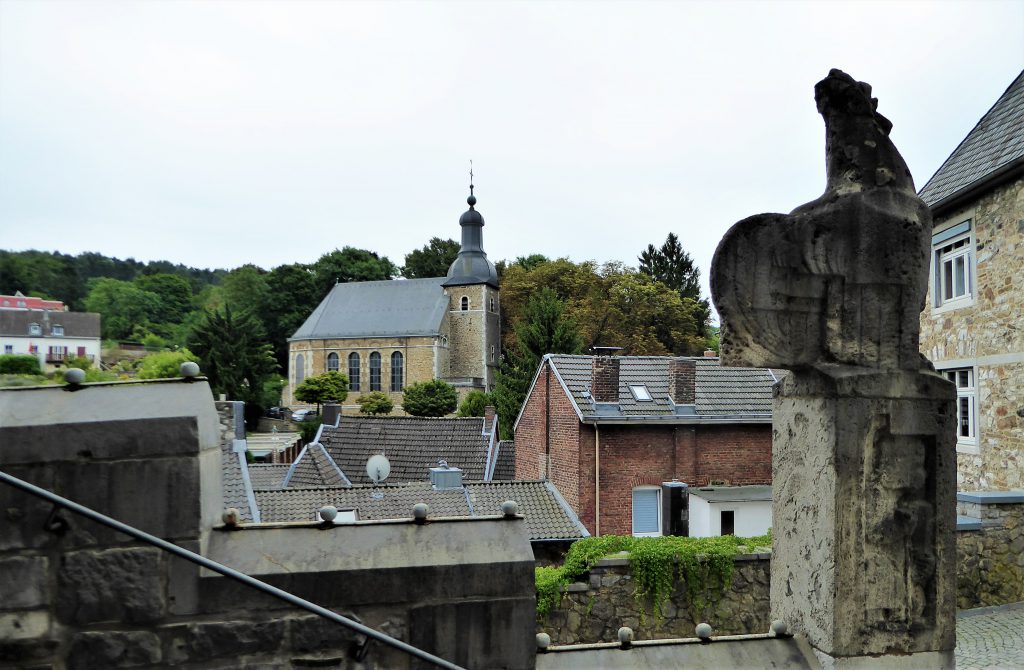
366, 454, 391, 485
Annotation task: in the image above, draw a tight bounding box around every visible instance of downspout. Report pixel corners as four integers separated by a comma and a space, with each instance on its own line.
595, 424, 601, 537
545, 365, 551, 478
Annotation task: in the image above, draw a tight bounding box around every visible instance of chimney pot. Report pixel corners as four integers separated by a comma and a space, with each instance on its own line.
703, 349, 717, 358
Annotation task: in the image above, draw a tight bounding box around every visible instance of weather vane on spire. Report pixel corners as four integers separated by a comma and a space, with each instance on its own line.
469, 160, 474, 196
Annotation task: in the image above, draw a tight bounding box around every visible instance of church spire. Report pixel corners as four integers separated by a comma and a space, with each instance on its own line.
443, 167, 498, 288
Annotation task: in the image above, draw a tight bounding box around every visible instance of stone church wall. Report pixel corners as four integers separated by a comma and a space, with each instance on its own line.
919, 178, 1024, 491
445, 284, 499, 391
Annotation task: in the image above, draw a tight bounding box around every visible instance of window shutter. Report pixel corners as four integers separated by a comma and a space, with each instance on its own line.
632, 489, 659, 535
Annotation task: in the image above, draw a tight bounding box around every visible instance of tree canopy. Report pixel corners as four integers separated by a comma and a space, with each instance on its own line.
402, 237, 460, 279
356, 391, 394, 415
402, 379, 458, 417
457, 390, 492, 418
294, 371, 349, 412
638, 233, 711, 336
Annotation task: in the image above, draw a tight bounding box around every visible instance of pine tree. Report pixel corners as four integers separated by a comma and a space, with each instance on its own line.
638, 233, 711, 336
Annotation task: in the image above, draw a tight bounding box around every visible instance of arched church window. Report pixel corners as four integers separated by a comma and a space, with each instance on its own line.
390, 352, 404, 392
369, 352, 382, 391
461, 296, 469, 311
348, 353, 361, 391
489, 297, 495, 312
295, 354, 305, 385
327, 352, 339, 372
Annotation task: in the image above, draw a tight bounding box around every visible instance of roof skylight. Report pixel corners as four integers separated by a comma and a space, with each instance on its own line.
629, 384, 653, 401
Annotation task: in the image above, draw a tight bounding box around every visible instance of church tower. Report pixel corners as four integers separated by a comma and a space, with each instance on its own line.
444, 183, 500, 391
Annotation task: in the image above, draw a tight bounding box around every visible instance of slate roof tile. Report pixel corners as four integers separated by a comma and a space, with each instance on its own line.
919, 70, 1024, 208
253, 480, 588, 541
220, 439, 254, 522
546, 355, 775, 421
492, 441, 516, 481
248, 464, 291, 490
319, 415, 493, 485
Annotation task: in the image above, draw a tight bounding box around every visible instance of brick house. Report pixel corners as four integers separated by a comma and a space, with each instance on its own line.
918, 69, 1024, 491
285, 188, 500, 413
513, 354, 777, 536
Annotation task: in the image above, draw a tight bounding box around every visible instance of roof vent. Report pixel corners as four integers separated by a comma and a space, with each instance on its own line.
430, 460, 464, 490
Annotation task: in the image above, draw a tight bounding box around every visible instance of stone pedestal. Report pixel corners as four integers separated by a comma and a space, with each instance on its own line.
771, 367, 957, 664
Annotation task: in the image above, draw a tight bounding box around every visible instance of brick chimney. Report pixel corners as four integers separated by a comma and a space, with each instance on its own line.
483, 405, 496, 433
591, 357, 620, 403
668, 358, 696, 405
703, 349, 718, 357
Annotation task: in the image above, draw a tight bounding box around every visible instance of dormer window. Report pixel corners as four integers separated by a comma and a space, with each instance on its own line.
629, 384, 653, 401
461, 296, 469, 311
52, 325, 64, 337
28, 323, 41, 336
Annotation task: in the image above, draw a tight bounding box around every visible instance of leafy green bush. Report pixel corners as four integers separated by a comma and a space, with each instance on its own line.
0, 354, 42, 375
402, 379, 458, 417
0, 373, 51, 388
535, 531, 772, 621
298, 417, 321, 443
356, 391, 394, 415
456, 390, 492, 417
137, 349, 200, 379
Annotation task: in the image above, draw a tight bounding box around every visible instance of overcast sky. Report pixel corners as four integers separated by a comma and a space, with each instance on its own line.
1, 1, 1022, 314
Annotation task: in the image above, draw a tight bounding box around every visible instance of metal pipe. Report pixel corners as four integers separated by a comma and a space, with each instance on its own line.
594, 425, 601, 537
0, 470, 464, 670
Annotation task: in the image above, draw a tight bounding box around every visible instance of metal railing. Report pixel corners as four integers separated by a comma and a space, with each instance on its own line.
0, 470, 465, 670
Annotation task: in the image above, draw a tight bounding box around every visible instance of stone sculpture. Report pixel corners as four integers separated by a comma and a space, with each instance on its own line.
711, 69, 957, 667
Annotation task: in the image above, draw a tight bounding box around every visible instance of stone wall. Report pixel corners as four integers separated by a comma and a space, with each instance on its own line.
956, 496, 1024, 609
919, 178, 1024, 490
539, 553, 771, 645
445, 283, 500, 390
0, 380, 536, 669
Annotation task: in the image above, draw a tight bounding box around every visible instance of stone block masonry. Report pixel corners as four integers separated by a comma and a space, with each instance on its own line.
0, 379, 537, 669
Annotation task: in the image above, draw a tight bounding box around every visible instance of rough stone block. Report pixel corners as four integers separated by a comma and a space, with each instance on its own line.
0, 555, 49, 609
163, 619, 286, 664
57, 547, 165, 625
68, 631, 161, 670
288, 613, 361, 654
0, 611, 59, 663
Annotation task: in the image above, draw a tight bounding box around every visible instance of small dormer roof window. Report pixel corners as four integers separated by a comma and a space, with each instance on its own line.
28, 323, 41, 336
629, 384, 653, 401
52, 325, 64, 336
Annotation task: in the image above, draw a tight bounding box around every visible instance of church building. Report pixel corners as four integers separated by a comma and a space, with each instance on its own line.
284, 188, 500, 414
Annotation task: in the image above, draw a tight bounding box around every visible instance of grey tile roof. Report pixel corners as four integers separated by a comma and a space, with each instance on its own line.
319, 415, 493, 485
253, 480, 588, 541
248, 464, 291, 490
545, 355, 775, 422
221, 439, 256, 522
492, 441, 515, 481
289, 278, 448, 340
919, 70, 1024, 209
282, 443, 350, 488
0, 309, 101, 339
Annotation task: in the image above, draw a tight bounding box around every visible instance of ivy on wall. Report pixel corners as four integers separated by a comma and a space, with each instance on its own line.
535, 531, 772, 620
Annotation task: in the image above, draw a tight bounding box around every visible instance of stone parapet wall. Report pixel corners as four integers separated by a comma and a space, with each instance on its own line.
955, 497, 1024, 609
539, 554, 770, 645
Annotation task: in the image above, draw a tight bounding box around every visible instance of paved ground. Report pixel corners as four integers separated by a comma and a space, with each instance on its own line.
956, 602, 1024, 669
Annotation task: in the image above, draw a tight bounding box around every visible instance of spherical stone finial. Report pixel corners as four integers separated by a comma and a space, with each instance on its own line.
501, 500, 519, 517
770, 619, 789, 637
64, 368, 86, 385
695, 622, 714, 640
617, 626, 634, 648
222, 508, 241, 527
319, 506, 338, 523
467, 194, 477, 207
413, 502, 429, 522
536, 632, 551, 651
180, 361, 200, 378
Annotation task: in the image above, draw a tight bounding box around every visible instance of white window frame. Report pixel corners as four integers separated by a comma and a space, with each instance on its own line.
326, 352, 339, 372
631, 486, 662, 537
461, 296, 470, 311
52, 325, 64, 336
629, 384, 653, 401
932, 220, 975, 313
28, 323, 41, 336
939, 365, 978, 452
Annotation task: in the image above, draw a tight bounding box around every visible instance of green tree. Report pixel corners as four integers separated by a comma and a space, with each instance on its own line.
0, 354, 42, 375
494, 287, 584, 439
294, 371, 349, 413
134, 273, 193, 324
402, 379, 458, 417
219, 264, 270, 319
83, 277, 161, 340
356, 391, 394, 415
638, 233, 711, 335
137, 349, 200, 379
402, 237, 460, 278
457, 390, 492, 417
189, 307, 279, 426
264, 263, 319, 368
312, 248, 398, 297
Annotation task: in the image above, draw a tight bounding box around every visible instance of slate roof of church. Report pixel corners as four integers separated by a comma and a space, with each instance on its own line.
253, 480, 589, 541
289, 277, 449, 341
919, 69, 1024, 210
318, 415, 494, 485
530, 355, 775, 424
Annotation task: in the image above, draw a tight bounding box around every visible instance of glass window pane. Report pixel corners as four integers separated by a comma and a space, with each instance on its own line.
348, 353, 360, 391
959, 397, 970, 437
369, 352, 381, 391
954, 256, 966, 297
943, 260, 953, 300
